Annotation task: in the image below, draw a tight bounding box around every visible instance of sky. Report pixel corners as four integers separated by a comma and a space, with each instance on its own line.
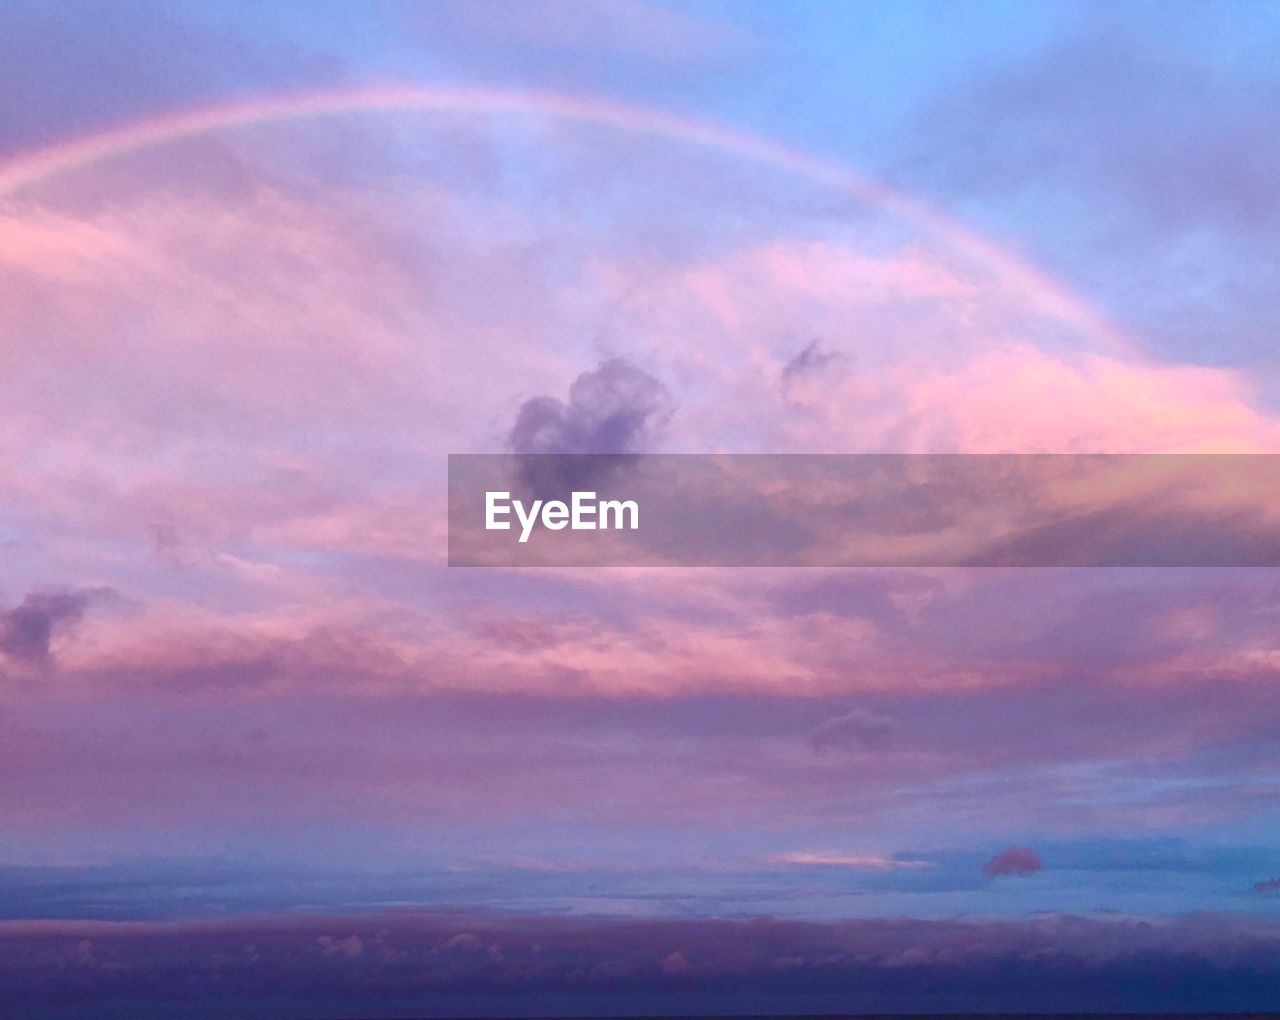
2, 1, 1280, 1015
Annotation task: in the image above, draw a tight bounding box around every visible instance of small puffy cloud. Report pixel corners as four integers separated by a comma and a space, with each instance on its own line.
509, 357, 673, 456
509, 357, 674, 496
983, 846, 1044, 877
317, 934, 364, 958
810, 708, 896, 753
67, 939, 96, 968
660, 950, 689, 975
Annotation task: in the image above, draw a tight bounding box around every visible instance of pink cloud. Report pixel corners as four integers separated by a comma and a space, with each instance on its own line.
771, 852, 932, 871
983, 847, 1044, 877
3, 97, 1280, 884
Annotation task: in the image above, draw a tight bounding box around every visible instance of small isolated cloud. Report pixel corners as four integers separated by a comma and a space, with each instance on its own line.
442, 932, 485, 952
810, 708, 896, 753
509, 357, 673, 496
0, 588, 109, 665
660, 950, 689, 975
1254, 878, 1280, 894
781, 337, 844, 385
983, 847, 1043, 877
148, 521, 200, 567
317, 934, 363, 958
510, 357, 673, 456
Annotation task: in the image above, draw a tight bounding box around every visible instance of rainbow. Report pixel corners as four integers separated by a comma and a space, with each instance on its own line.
0, 83, 1129, 352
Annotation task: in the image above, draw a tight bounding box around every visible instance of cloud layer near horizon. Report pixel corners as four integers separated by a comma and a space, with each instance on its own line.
3, 909, 1280, 1018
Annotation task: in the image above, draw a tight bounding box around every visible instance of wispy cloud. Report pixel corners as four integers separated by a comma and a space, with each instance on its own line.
771, 852, 932, 871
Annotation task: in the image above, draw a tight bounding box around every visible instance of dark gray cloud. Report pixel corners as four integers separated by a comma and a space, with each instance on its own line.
984, 846, 1044, 877
0, 589, 108, 665
510, 357, 673, 456
509, 357, 673, 497
1254, 877, 1280, 894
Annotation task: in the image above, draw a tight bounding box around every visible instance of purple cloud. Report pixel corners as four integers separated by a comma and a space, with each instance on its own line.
0, 588, 108, 665
509, 357, 674, 497
510, 357, 673, 456
780, 337, 844, 385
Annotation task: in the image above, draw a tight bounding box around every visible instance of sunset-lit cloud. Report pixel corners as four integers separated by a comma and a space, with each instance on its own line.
3, 3, 1280, 1015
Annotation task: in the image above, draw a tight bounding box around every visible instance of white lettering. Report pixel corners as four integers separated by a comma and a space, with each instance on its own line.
485, 491, 637, 542
600, 498, 639, 530
572, 491, 597, 529
514, 498, 543, 544
542, 500, 569, 530
485, 491, 511, 530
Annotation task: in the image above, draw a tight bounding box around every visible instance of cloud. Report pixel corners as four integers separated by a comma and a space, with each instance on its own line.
1, 910, 1279, 1015
983, 847, 1044, 877
509, 357, 674, 496
1253, 878, 1280, 894
772, 852, 930, 872
0, 588, 107, 665
442, 932, 485, 952
317, 933, 364, 958
3, 19, 1280, 932
510, 357, 673, 456
810, 708, 896, 753
661, 949, 689, 974
781, 338, 844, 385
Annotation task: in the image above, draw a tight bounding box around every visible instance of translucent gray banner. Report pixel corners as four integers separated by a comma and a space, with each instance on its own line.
448, 454, 1280, 567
